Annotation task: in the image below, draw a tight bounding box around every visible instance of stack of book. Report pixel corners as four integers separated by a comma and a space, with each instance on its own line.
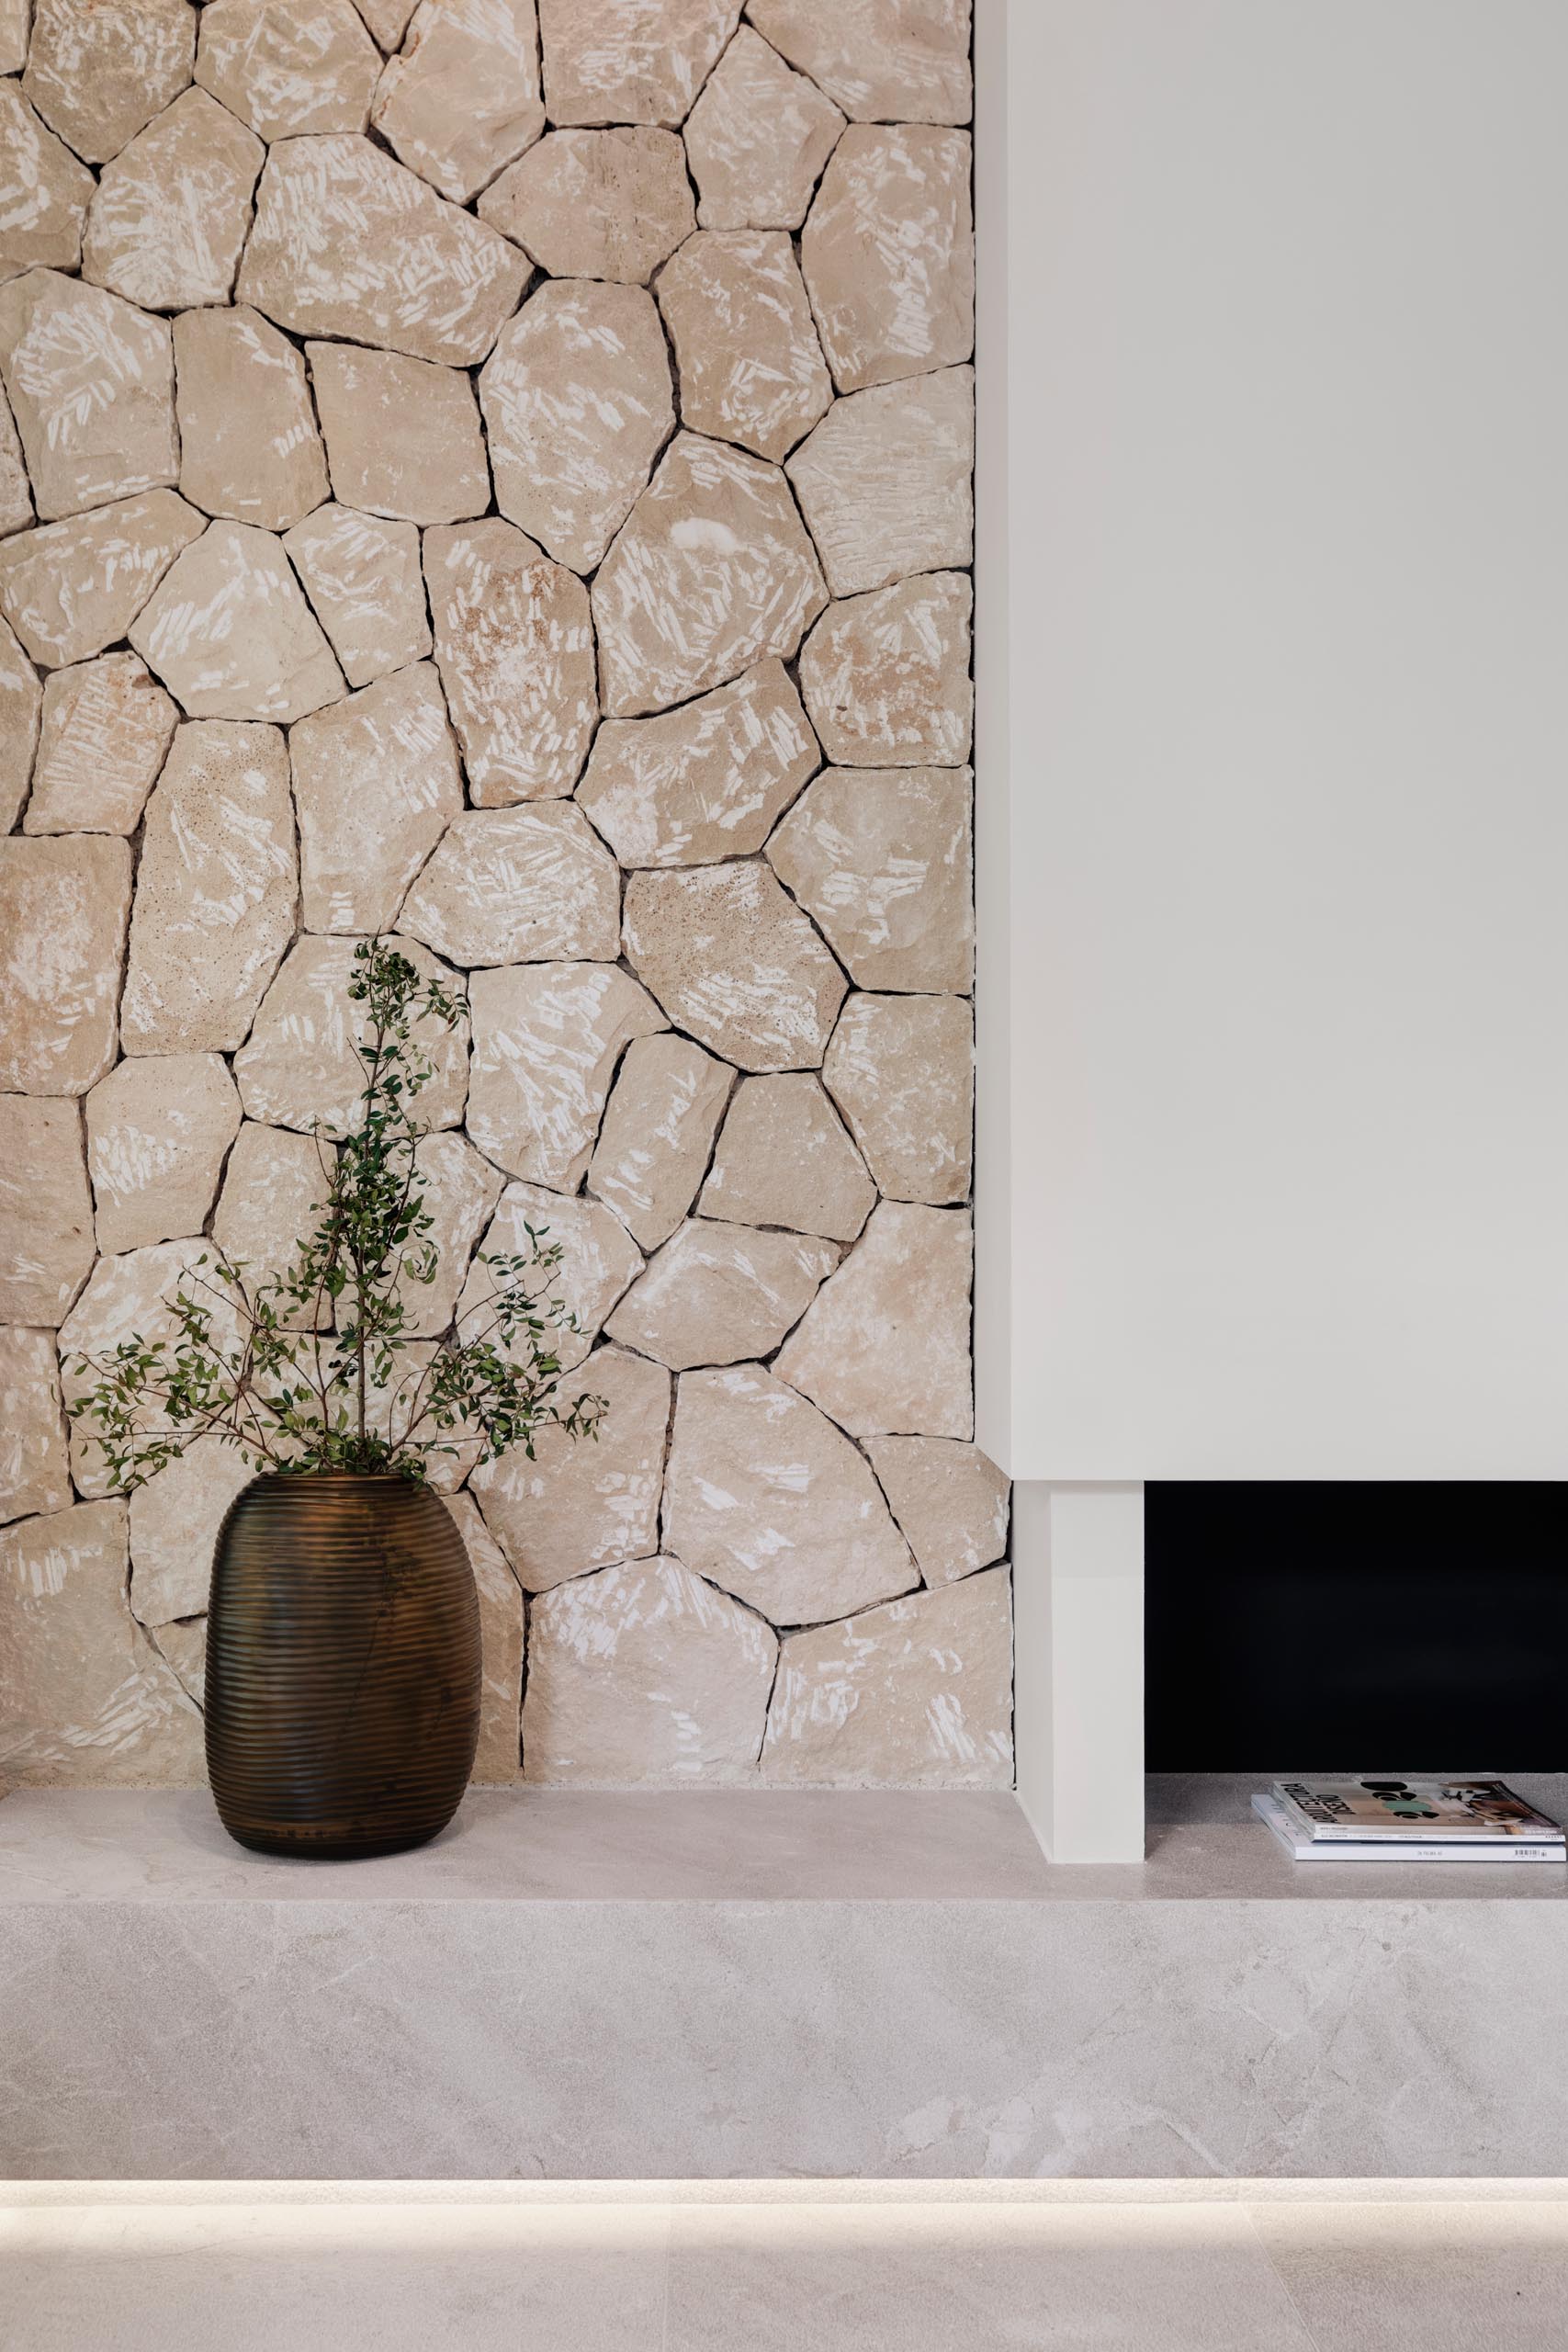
1252, 1777, 1565, 1864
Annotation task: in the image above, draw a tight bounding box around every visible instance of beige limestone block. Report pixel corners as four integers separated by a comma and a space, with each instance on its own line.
787, 366, 974, 596
0, 616, 43, 831
86, 1052, 242, 1255
130, 520, 346, 724
0, 836, 132, 1096
0, 1500, 208, 1786
174, 307, 329, 533
23, 0, 196, 167
665, 1361, 917, 1625
0, 84, 94, 283
768, 764, 974, 993
291, 662, 463, 934
593, 434, 826, 718
456, 1181, 643, 1374
698, 1071, 874, 1242
372, 0, 544, 204
234, 934, 469, 1135
658, 231, 831, 463
577, 661, 818, 871
150, 1615, 207, 1706
522, 1554, 774, 1785
310, 342, 489, 526
128, 1432, 254, 1625
773, 1200, 972, 1438
799, 572, 972, 768
537, 0, 736, 125
424, 518, 596, 803
863, 1435, 1007, 1591
623, 863, 845, 1072
82, 86, 264, 311
801, 125, 974, 393
443, 1491, 524, 1783
479, 127, 692, 284
683, 24, 843, 232
0, 0, 24, 72
466, 962, 665, 1190
824, 991, 970, 1206
470, 1345, 669, 1592
120, 719, 296, 1055
362, 1340, 481, 1488
0, 269, 176, 523
25, 653, 177, 836
282, 504, 430, 687
0, 1327, 73, 1526
353, 0, 420, 51
0, 378, 30, 533
58, 1240, 247, 1496
238, 134, 528, 366
762, 1566, 1011, 1788
747, 0, 971, 127
0, 490, 205, 668
479, 280, 672, 574
390, 1130, 503, 1337
586, 1034, 732, 1252
606, 1219, 837, 1371
0, 1098, 96, 1324
195, 0, 380, 139
211, 1121, 334, 1319
401, 805, 621, 970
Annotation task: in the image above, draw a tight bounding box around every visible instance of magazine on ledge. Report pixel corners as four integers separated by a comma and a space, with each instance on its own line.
1251, 1793, 1563, 1864
1271, 1778, 1563, 1845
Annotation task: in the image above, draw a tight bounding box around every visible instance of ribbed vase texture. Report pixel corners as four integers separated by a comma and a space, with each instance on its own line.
205, 1474, 480, 1860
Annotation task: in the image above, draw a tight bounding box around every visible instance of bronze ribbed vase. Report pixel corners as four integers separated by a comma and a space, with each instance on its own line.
205, 1474, 480, 1860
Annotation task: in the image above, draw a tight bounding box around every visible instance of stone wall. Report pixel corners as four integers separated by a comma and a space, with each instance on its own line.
0, 0, 1009, 1789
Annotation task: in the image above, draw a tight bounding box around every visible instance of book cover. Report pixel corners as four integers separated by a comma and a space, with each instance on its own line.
1251, 1793, 1563, 1864
1272, 1778, 1562, 1843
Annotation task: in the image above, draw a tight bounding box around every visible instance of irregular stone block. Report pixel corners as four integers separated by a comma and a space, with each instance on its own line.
150, 1616, 207, 1706
466, 962, 665, 1189
823, 991, 971, 1205
698, 1071, 874, 1241
863, 1435, 1008, 1591
479, 280, 671, 573
586, 1034, 733, 1252
195, 0, 380, 140
577, 660, 818, 869
787, 365, 974, 595
442, 1492, 524, 1784
658, 230, 831, 463
606, 1219, 837, 1371
120, 720, 296, 1055
291, 662, 461, 935
211, 1122, 334, 1321
238, 134, 528, 365
0, 837, 132, 1096
395, 1130, 503, 1337
665, 1361, 918, 1626
0, 1097, 96, 1324
522, 1555, 775, 1785
175, 307, 328, 533
0, 616, 43, 831
59, 1240, 247, 1497
683, 23, 843, 232
0, 0, 26, 74
402, 804, 620, 971
130, 521, 346, 724
23, 0, 196, 167
592, 434, 826, 717
768, 764, 974, 992
352, 0, 419, 49
282, 504, 430, 687
801, 125, 974, 392
425, 518, 597, 801
798, 572, 972, 767
371, 0, 545, 203
310, 341, 489, 526
128, 1433, 254, 1625
86, 1051, 243, 1255
234, 934, 469, 1136
456, 1181, 643, 1374
0, 490, 204, 668
0, 1327, 73, 1527
24, 653, 177, 837
0, 269, 176, 522
82, 85, 264, 311
479, 126, 693, 284
0, 83, 95, 283
746, 0, 972, 127
470, 1345, 670, 1592
0, 1500, 207, 1787
0, 378, 30, 534
536, 0, 737, 125
762, 1567, 1011, 1788
623, 864, 845, 1071
773, 1200, 973, 1438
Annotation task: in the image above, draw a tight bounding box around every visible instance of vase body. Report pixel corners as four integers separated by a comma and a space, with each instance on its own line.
205, 1474, 480, 1860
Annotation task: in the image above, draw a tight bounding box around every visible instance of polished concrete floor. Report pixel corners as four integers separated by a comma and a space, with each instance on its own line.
5, 2179, 1567, 2348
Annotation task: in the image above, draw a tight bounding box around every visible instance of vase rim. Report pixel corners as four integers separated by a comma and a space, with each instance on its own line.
246, 1469, 425, 1486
